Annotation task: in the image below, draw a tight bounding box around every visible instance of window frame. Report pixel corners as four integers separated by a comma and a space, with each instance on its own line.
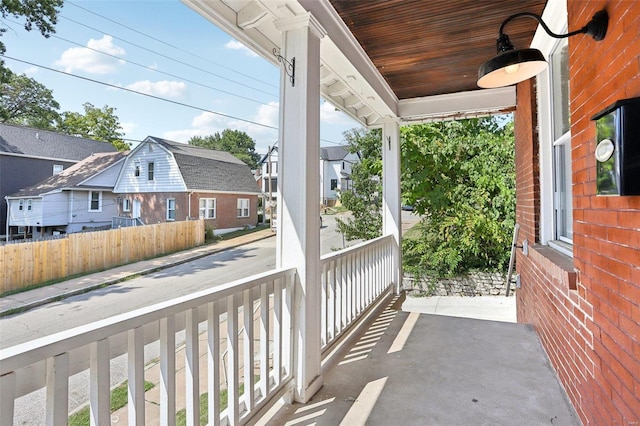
199, 198, 216, 219
166, 198, 176, 221
237, 198, 250, 218
330, 179, 338, 190
148, 162, 155, 181
123, 198, 131, 212
53, 164, 63, 175
532, 0, 573, 257
88, 191, 102, 212
18, 200, 24, 211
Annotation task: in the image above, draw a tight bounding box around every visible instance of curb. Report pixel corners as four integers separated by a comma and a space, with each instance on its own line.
0, 231, 276, 317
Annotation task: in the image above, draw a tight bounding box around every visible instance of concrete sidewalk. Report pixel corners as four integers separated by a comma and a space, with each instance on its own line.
0, 228, 276, 316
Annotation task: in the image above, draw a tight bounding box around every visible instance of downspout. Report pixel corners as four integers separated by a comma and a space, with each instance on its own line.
5, 196, 9, 242
188, 191, 193, 220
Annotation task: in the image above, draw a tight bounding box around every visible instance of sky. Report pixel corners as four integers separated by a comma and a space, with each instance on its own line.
2, 0, 362, 155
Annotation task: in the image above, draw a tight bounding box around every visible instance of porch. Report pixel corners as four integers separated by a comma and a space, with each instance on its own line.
0, 235, 577, 425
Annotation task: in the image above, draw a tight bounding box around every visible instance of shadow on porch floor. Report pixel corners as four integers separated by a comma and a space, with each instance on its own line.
259, 294, 579, 425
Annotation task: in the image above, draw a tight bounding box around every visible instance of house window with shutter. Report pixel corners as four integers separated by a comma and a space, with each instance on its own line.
167, 198, 176, 221
199, 198, 216, 219
237, 198, 249, 218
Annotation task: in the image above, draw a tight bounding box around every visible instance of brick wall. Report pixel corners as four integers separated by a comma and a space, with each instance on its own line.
516, 1, 640, 423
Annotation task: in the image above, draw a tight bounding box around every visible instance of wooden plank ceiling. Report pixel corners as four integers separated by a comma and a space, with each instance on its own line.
328, 0, 548, 100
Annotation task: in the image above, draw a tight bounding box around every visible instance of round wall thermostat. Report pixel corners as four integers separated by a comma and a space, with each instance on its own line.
595, 139, 615, 162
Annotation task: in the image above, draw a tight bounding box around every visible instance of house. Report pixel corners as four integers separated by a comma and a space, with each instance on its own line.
0, 123, 118, 235
4, 152, 127, 239
320, 145, 357, 206
113, 136, 260, 233
256, 144, 359, 207
2, 0, 639, 424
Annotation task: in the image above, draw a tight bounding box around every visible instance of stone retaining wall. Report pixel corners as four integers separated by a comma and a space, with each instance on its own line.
403, 272, 510, 296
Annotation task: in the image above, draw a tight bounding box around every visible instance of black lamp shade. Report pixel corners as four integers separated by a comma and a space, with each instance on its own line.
477, 48, 548, 88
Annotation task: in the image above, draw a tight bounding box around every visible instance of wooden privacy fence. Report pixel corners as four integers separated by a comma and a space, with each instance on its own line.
0, 220, 205, 294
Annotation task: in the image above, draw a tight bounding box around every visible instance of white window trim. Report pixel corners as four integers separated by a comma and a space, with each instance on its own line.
53, 164, 63, 175
199, 198, 216, 219
237, 198, 250, 218
532, 0, 572, 253
166, 198, 176, 221
148, 162, 155, 181
123, 198, 131, 212
88, 191, 102, 212
18, 199, 24, 211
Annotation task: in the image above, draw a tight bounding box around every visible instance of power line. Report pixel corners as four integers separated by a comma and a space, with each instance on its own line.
2, 55, 279, 131
57, 14, 279, 98
65, 0, 277, 89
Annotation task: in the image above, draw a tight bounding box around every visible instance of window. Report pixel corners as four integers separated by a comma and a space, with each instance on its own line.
148, 162, 155, 180
199, 198, 216, 219
27, 200, 32, 211
123, 198, 131, 212
330, 179, 338, 190
88, 191, 102, 212
166, 198, 176, 220
53, 164, 63, 175
134, 162, 141, 177
237, 198, 250, 217
18, 200, 23, 211
534, 1, 573, 256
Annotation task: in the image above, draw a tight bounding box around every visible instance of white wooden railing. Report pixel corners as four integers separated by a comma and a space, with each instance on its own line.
320, 234, 394, 350
0, 236, 395, 425
0, 268, 296, 426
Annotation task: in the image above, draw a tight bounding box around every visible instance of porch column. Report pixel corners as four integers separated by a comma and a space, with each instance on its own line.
274, 13, 325, 403
382, 121, 402, 294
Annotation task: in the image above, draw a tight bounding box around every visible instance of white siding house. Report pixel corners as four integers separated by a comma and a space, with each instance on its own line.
5, 152, 126, 239
320, 146, 358, 206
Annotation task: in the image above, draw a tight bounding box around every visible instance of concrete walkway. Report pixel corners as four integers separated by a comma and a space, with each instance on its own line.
0, 228, 276, 316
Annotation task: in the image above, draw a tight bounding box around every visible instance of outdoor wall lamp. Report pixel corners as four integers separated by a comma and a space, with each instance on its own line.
477, 9, 609, 88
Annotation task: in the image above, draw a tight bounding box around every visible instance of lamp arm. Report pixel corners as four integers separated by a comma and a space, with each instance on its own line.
499, 12, 586, 39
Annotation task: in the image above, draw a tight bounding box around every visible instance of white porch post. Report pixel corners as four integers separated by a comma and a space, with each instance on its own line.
274, 13, 325, 403
382, 121, 402, 294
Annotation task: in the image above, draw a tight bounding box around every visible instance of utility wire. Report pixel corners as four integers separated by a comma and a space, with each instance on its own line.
57, 14, 278, 98
49, 31, 278, 108
65, 0, 277, 89
2, 55, 279, 131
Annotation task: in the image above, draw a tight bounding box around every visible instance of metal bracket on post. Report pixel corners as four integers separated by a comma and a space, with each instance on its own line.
273, 48, 295, 87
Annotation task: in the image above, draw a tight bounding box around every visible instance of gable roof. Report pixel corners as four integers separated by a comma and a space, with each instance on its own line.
320, 145, 350, 161
0, 123, 118, 161
144, 136, 260, 193
7, 152, 127, 198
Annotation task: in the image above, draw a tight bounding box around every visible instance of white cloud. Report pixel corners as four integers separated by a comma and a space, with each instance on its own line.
125, 80, 187, 98
24, 66, 39, 76
225, 40, 258, 58
320, 101, 355, 125
120, 121, 137, 135
54, 35, 125, 74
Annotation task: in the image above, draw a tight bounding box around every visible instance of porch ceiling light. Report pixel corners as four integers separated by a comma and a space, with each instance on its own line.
477, 9, 609, 88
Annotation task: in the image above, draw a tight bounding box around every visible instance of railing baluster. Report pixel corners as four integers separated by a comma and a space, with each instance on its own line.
160, 316, 176, 426
243, 289, 255, 412
259, 282, 270, 401
208, 302, 221, 426
227, 294, 240, 425
0, 372, 15, 425
273, 278, 283, 386
321, 262, 327, 347
46, 352, 69, 426
128, 326, 144, 426
90, 338, 110, 426
330, 259, 337, 342
185, 308, 200, 425
284, 272, 294, 379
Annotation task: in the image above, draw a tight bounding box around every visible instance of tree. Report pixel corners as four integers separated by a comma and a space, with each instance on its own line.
1, 0, 63, 82
189, 130, 261, 168
56, 103, 129, 151
335, 128, 383, 242
401, 117, 515, 277
0, 70, 60, 128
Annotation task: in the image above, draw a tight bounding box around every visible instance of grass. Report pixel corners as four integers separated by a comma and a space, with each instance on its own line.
214, 225, 270, 242
403, 218, 425, 241
68, 380, 154, 426
176, 383, 244, 426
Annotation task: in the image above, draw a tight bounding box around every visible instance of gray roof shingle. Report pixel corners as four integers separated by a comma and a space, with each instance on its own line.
7, 152, 127, 197
320, 145, 350, 161
0, 123, 118, 160
145, 136, 260, 193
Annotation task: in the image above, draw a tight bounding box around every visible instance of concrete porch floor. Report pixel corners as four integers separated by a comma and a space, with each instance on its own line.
259, 294, 579, 425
